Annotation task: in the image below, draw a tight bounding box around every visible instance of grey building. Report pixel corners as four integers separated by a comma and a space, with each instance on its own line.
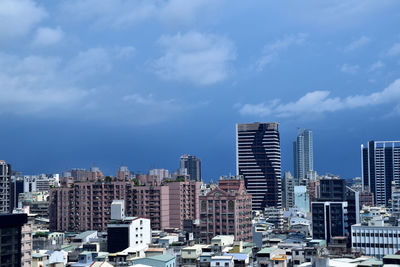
293, 129, 313, 183
236, 122, 282, 210
180, 154, 202, 181
0, 160, 12, 213
361, 140, 400, 206
282, 171, 294, 209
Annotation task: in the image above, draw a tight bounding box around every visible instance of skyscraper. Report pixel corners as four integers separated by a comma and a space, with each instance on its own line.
180, 154, 202, 181
293, 129, 313, 182
361, 141, 400, 206
236, 122, 282, 210
0, 160, 11, 213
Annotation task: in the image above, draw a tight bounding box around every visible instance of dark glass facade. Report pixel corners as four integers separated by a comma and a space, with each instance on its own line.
361, 141, 400, 206
236, 122, 282, 210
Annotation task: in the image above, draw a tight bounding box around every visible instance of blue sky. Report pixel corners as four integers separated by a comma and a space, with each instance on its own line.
1, 0, 400, 180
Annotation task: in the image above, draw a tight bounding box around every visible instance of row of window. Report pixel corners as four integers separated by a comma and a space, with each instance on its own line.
353, 232, 400, 237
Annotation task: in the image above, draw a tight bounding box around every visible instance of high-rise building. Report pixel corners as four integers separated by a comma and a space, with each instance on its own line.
199, 176, 252, 243
0, 160, 12, 213
293, 129, 313, 182
361, 141, 400, 206
236, 122, 282, 210
0, 213, 28, 266
311, 202, 348, 244
312, 178, 360, 245
180, 155, 202, 181
49, 178, 201, 232
282, 171, 294, 209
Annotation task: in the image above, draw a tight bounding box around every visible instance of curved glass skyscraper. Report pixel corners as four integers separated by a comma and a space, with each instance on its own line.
236, 122, 282, 210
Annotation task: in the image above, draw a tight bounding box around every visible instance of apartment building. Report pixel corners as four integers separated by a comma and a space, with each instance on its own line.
199, 176, 252, 243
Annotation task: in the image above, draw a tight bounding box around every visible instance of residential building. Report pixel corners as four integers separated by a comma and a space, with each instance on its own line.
236, 122, 282, 210
361, 140, 400, 206
0, 213, 28, 267
210, 256, 234, 267
180, 154, 202, 181
116, 166, 130, 181
13, 206, 33, 267
293, 129, 314, 182
282, 171, 294, 210
149, 169, 170, 180
311, 201, 348, 243
199, 176, 252, 243
168, 180, 201, 229
181, 244, 206, 267
50, 178, 200, 232
0, 160, 11, 213
107, 200, 151, 253
264, 207, 284, 229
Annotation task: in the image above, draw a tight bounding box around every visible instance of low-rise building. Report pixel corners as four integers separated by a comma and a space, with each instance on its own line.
181, 244, 206, 267
210, 255, 234, 267
133, 254, 176, 267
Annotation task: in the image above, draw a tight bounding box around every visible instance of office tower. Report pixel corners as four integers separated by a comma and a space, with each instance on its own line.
236, 122, 282, 210
293, 129, 313, 182
0, 160, 12, 213
311, 202, 348, 243
294, 186, 310, 213
361, 141, 400, 206
180, 154, 202, 181
282, 171, 294, 209
0, 213, 28, 266
11, 176, 24, 210
312, 178, 360, 245
107, 200, 151, 253
199, 176, 252, 243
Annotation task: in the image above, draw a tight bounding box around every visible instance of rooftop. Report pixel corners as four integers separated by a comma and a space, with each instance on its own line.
144, 254, 175, 262
257, 247, 277, 254
74, 230, 97, 240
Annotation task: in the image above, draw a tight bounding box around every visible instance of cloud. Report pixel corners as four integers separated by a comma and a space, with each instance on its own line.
160, 0, 223, 26
114, 46, 136, 59
0, 53, 87, 115
122, 93, 184, 123
237, 79, 400, 118
340, 63, 359, 74
0, 0, 47, 41
369, 61, 384, 72
32, 27, 64, 46
344, 36, 370, 52
256, 33, 307, 72
152, 31, 236, 85
61, 0, 156, 28
388, 42, 400, 57
61, 0, 223, 28
66, 48, 113, 78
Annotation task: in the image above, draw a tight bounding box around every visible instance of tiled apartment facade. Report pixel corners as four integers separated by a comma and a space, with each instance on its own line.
49, 180, 201, 232
199, 176, 252, 243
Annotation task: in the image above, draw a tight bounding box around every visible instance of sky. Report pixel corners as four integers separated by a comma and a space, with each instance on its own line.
1, 0, 400, 180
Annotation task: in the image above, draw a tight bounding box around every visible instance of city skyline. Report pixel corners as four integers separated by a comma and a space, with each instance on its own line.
1, 1, 400, 181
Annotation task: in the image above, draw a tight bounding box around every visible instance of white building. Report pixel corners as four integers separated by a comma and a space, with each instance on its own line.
107, 200, 151, 253
351, 220, 400, 259
210, 256, 234, 267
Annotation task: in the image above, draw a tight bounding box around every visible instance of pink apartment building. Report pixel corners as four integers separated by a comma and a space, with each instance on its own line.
49, 178, 201, 232
199, 176, 252, 243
